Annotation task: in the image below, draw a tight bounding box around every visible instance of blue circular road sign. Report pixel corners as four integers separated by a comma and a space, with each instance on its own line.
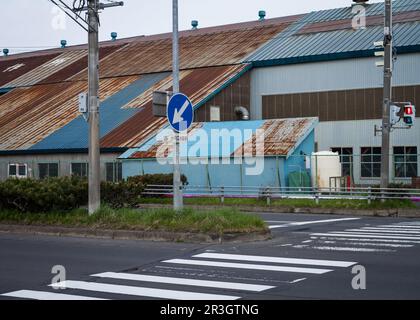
167, 93, 194, 132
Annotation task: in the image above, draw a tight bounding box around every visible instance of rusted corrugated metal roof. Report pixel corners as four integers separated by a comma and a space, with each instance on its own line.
100, 64, 250, 148
124, 118, 318, 160
72, 19, 294, 80
0, 53, 61, 88
234, 118, 318, 157
0, 76, 138, 150
1, 50, 87, 89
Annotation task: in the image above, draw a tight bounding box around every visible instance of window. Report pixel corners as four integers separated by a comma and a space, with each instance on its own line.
331, 147, 353, 177
38, 163, 59, 179
394, 147, 418, 178
71, 163, 88, 177
361, 147, 381, 178
106, 162, 123, 182
8, 163, 27, 178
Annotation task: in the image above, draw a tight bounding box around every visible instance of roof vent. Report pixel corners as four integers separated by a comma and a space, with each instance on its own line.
259, 10, 266, 21
352, 0, 369, 4
60, 40, 67, 48
191, 20, 198, 30
3, 48, 9, 56
235, 106, 250, 121
111, 32, 118, 41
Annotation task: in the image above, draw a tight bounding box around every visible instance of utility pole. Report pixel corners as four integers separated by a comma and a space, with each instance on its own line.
172, 0, 183, 211
87, 0, 100, 215
380, 0, 393, 191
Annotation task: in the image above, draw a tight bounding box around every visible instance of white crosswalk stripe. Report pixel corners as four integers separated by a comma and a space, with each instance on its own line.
49, 280, 241, 300
1, 249, 361, 300
305, 222, 420, 252
92, 272, 274, 292
163, 258, 333, 274
193, 253, 357, 268
1, 290, 107, 300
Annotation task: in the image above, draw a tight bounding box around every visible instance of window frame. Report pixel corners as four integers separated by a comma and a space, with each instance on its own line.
106, 162, 123, 182
331, 147, 354, 178
393, 146, 418, 179
70, 162, 89, 177
38, 162, 59, 179
8, 163, 28, 179
360, 147, 382, 178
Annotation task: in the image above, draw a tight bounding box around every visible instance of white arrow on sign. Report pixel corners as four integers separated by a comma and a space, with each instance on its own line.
172, 100, 190, 124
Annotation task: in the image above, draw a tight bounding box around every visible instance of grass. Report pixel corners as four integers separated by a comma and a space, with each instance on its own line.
0, 206, 268, 234
137, 197, 417, 210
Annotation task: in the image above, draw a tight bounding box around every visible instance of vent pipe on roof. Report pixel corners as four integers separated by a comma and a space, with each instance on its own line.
3, 48, 9, 56
60, 40, 67, 48
191, 20, 198, 30
352, 0, 369, 4
111, 32, 118, 41
235, 106, 250, 121
259, 10, 266, 21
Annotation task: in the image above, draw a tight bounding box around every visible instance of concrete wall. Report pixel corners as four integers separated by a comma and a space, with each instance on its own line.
0, 153, 120, 181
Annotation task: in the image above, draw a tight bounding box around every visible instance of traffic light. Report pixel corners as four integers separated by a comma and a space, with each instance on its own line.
390, 104, 401, 126
403, 105, 416, 126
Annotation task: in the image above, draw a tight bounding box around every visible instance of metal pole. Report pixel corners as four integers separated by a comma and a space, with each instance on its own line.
88, 0, 100, 214
380, 0, 393, 193
172, 0, 183, 211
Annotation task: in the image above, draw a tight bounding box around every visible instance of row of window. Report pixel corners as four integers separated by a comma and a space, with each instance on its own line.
331, 146, 418, 178
8, 162, 122, 182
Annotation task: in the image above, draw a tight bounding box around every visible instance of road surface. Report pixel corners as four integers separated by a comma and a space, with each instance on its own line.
1, 212, 420, 300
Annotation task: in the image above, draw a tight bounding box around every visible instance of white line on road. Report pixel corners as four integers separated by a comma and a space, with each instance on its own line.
347, 228, 420, 234
92, 272, 274, 292
269, 218, 360, 229
50, 281, 240, 300
1, 290, 107, 300
311, 246, 394, 253
193, 253, 356, 268
163, 259, 333, 274
326, 231, 420, 239
311, 233, 420, 240
312, 236, 420, 244
342, 242, 413, 248
378, 225, 420, 229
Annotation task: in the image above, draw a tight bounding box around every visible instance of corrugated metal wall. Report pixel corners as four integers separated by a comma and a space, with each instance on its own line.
315, 119, 420, 185
250, 53, 420, 119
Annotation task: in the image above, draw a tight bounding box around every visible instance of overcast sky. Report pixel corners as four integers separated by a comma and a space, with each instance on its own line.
1, 0, 383, 53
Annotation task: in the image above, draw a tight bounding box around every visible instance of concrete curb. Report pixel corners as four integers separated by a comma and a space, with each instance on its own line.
136, 204, 420, 218
0, 224, 271, 244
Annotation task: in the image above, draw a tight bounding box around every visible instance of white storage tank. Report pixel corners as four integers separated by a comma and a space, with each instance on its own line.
311, 151, 341, 189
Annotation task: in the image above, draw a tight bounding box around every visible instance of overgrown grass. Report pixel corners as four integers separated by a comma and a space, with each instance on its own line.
0, 206, 267, 234
137, 197, 417, 209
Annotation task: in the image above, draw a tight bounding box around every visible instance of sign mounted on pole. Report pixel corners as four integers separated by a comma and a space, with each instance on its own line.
167, 93, 194, 132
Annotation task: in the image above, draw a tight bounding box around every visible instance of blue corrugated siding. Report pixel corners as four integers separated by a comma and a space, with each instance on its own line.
247, 0, 420, 65
30, 73, 170, 150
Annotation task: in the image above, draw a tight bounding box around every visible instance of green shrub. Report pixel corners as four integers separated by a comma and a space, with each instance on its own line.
0, 174, 188, 212
0, 176, 88, 212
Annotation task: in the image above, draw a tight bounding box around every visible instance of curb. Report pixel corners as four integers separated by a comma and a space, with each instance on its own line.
136, 204, 420, 218
0, 224, 271, 244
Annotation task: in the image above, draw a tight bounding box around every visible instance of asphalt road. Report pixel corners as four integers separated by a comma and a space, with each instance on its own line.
1, 212, 420, 300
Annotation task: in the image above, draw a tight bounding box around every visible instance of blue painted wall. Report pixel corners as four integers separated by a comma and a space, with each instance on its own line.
122, 129, 315, 191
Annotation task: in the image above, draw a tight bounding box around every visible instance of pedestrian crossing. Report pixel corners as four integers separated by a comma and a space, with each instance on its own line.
1, 251, 357, 301
296, 221, 420, 253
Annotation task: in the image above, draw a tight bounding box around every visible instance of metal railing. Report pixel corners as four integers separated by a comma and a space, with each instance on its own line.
142, 185, 420, 204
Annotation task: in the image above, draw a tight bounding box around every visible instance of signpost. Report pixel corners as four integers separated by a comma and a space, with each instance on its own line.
167, 93, 194, 133
167, 93, 193, 211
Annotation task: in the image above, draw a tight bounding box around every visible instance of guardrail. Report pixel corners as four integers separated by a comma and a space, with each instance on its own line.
141, 185, 420, 204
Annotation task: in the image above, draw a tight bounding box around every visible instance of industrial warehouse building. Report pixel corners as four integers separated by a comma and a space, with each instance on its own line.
0, 0, 419, 187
